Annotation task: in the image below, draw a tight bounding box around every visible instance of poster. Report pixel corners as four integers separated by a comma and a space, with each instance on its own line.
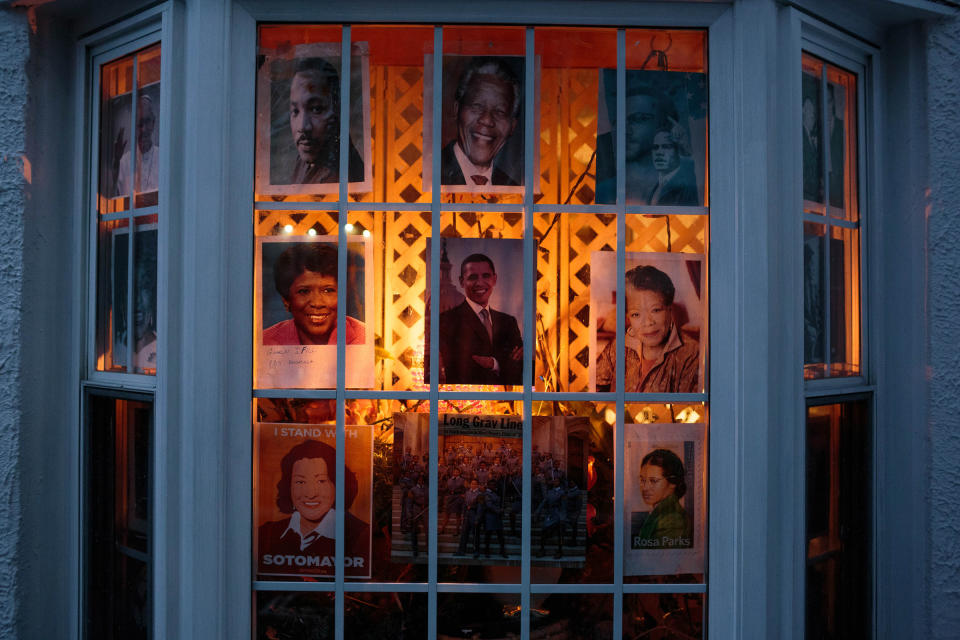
392, 412, 525, 565
255, 235, 374, 389
255, 42, 372, 195
624, 422, 706, 576
423, 54, 528, 194
254, 421, 373, 579
595, 69, 707, 206
425, 237, 524, 387
590, 251, 705, 393
111, 224, 158, 373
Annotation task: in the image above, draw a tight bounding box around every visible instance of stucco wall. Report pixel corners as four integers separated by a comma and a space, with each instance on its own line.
927, 14, 960, 640
0, 6, 28, 638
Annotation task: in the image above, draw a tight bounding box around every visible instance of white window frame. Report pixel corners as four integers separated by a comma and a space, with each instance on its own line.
223, 3, 736, 640
782, 9, 881, 640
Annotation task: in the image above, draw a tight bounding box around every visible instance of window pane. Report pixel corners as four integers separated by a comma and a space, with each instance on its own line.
531, 402, 615, 585
95, 217, 129, 372
436, 400, 524, 584
438, 27, 526, 206
349, 25, 434, 204
98, 55, 134, 213
532, 594, 613, 639
826, 66, 858, 222
623, 419, 707, 579
802, 57, 824, 209
535, 213, 616, 392
255, 591, 335, 639
256, 26, 369, 203
344, 592, 427, 639
253, 401, 374, 582
430, 213, 526, 392
437, 593, 520, 638
623, 593, 704, 639
85, 393, 152, 640
804, 221, 826, 376
596, 30, 707, 207
829, 225, 861, 376
348, 210, 432, 391
254, 216, 377, 390
133, 45, 161, 208
535, 28, 617, 206
806, 400, 871, 640
592, 250, 706, 394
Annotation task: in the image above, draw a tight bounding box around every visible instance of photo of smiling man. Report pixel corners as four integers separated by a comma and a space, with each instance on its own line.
428, 55, 525, 194
255, 236, 374, 389
426, 237, 524, 387
256, 42, 372, 195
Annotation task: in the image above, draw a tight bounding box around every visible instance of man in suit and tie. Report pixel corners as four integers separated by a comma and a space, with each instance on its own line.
440, 57, 521, 188
439, 253, 523, 385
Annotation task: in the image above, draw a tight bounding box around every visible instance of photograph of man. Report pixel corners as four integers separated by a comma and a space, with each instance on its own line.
257, 438, 371, 577
286, 57, 363, 185
801, 71, 824, 203
435, 56, 524, 191
262, 241, 366, 346
436, 250, 523, 386
648, 128, 698, 205
257, 43, 370, 194
630, 448, 693, 549
595, 69, 706, 206
115, 91, 159, 197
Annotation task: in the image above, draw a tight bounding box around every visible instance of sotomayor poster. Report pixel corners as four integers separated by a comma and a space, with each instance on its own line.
254, 422, 373, 579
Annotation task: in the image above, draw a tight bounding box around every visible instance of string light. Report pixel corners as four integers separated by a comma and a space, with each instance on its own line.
283, 224, 293, 233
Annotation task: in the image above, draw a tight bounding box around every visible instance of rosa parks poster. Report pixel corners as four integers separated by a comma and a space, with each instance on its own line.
255, 235, 374, 389
595, 69, 707, 206
589, 251, 705, 393
391, 412, 525, 566
255, 42, 372, 195
425, 237, 525, 387
254, 422, 373, 579
624, 422, 706, 576
423, 54, 527, 194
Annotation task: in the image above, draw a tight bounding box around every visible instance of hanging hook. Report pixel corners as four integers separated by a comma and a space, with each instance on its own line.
639, 32, 672, 71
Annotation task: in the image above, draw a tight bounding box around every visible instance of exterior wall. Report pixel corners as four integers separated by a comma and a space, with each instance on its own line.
926, 14, 960, 640
0, 6, 29, 637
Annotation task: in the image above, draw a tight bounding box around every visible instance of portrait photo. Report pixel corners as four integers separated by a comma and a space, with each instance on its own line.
595, 69, 707, 207
254, 422, 373, 579
425, 237, 525, 387
255, 41, 372, 195
424, 54, 526, 194
99, 82, 161, 207
111, 224, 158, 373
623, 422, 706, 576
590, 251, 706, 393
255, 235, 374, 389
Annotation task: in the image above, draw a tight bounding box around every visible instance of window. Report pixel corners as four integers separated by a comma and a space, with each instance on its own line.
801, 53, 861, 380
81, 13, 168, 639
92, 41, 162, 377
251, 24, 709, 638
800, 33, 874, 640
